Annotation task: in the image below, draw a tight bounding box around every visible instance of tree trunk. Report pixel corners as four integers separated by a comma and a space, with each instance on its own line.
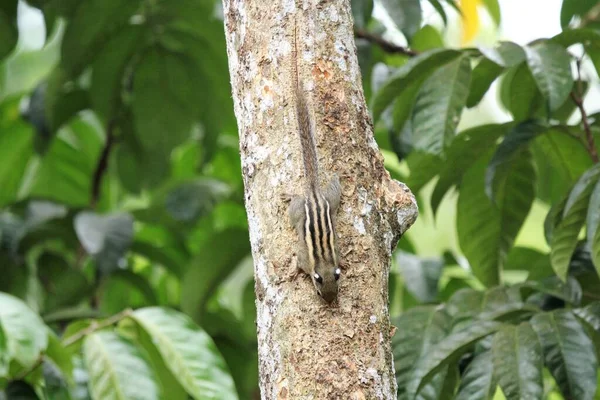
222, 1, 418, 398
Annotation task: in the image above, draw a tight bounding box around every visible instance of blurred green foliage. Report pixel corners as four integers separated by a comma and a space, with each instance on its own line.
0, 0, 599, 399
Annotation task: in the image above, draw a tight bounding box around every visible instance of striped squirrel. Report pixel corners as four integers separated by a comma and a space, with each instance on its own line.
282, 19, 342, 303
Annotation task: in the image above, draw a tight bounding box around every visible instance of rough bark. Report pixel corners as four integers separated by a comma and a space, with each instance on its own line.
222, 1, 418, 398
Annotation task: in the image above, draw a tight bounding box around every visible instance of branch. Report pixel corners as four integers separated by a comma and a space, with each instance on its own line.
571, 59, 599, 164
90, 119, 117, 208
354, 28, 418, 57
571, 92, 599, 163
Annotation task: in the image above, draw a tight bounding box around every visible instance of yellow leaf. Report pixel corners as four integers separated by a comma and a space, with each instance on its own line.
460, 0, 481, 45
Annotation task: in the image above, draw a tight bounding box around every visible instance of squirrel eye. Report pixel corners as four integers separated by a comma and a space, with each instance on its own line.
334, 268, 341, 281
314, 273, 323, 284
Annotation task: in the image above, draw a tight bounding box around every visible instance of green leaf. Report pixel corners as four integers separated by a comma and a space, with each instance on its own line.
0, 5, 18, 60
406, 320, 503, 400
587, 180, 600, 274
0, 120, 34, 208
61, 320, 94, 354
18, 209, 78, 257
480, 41, 526, 68
531, 128, 593, 204
51, 89, 91, 133
411, 55, 472, 154
129, 307, 238, 400
466, 59, 503, 108
481, 0, 501, 26
447, 286, 532, 324
45, 330, 74, 384
181, 229, 250, 321
371, 49, 461, 122
90, 26, 143, 122
445, 288, 484, 321
457, 149, 536, 287
551, 164, 600, 280
491, 323, 543, 400
405, 151, 442, 192
560, 0, 598, 28
524, 42, 574, 111
545, 195, 567, 245
573, 302, 600, 331
211, 338, 258, 400
152, 23, 235, 165
60, 0, 142, 76
130, 225, 189, 278
1, 381, 40, 399
391, 306, 451, 396
426, 0, 447, 25
389, 78, 427, 160
133, 179, 231, 232
396, 252, 444, 303
484, 121, 544, 201
586, 43, 600, 79
115, 118, 170, 193
27, 116, 103, 206
0, 292, 48, 369
43, 359, 73, 400
37, 252, 92, 312
43, 66, 92, 134
500, 64, 544, 122
455, 352, 496, 400
163, 179, 230, 224
379, 0, 421, 39
468, 41, 525, 108
531, 310, 598, 400
0, 0, 17, 21
476, 287, 537, 322
411, 25, 444, 51
132, 49, 199, 159
521, 276, 582, 306
504, 246, 549, 272
83, 331, 163, 400
431, 123, 512, 215
99, 270, 158, 315
118, 319, 187, 400
20, 82, 53, 153
350, 0, 373, 29
553, 81, 588, 122
74, 211, 134, 275
0, 320, 7, 377
550, 28, 600, 49
443, 0, 461, 15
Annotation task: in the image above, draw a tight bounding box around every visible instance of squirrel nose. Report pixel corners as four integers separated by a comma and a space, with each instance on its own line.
321, 291, 337, 303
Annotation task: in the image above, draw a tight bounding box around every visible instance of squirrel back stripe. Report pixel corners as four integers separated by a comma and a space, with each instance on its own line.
292, 18, 319, 192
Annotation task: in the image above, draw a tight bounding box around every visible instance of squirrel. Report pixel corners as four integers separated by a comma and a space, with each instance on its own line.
282, 17, 343, 303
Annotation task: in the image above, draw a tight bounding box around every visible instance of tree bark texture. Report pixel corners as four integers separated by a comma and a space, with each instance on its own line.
222, 1, 418, 398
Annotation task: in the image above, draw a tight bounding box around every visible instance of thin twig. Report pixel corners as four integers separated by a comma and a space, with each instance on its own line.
571, 59, 599, 164
14, 309, 132, 380
62, 308, 132, 347
578, 3, 600, 28
354, 28, 418, 57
